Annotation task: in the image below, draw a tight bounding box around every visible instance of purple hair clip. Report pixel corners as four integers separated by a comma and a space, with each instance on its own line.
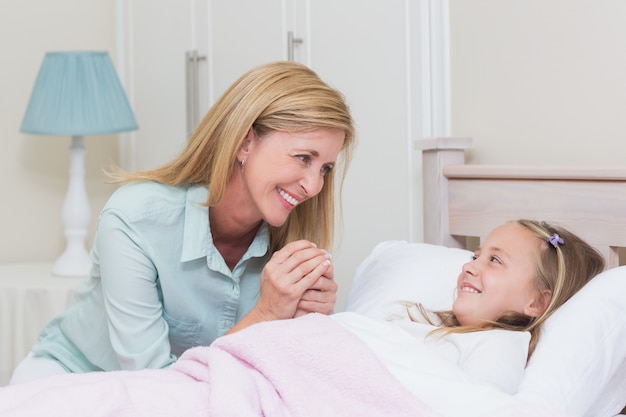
547, 233, 564, 249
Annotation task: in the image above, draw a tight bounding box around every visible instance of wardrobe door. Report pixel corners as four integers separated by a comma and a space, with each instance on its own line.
304, 0, 420, 309
120, 0, 209, 171
208, 0, 288, 101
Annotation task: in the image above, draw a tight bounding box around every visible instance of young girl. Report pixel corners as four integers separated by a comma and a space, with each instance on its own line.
0, 220, 602, 417
411, 218, 605, 357
331, 219, 605, 415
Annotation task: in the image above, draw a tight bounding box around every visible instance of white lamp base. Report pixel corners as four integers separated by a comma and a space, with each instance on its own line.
53, 135, 92, 278
53, 240, 92, 277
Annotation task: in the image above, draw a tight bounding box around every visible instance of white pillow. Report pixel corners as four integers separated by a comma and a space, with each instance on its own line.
516, 265, 626, 417
344, 240, 626, 417
344, 240, 470, 319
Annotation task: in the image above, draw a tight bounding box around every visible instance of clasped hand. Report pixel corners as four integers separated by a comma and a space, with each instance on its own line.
256, 240, 337, 321
226, 240, 337, 335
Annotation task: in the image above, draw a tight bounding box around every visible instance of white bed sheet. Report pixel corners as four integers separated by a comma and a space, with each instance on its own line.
331, 312, 557, 417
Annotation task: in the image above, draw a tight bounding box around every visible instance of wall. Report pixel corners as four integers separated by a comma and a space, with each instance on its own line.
4, 1, 625, 276
449, 0, 626, 166
0, 1, 120, 264
449, 0, 626, 264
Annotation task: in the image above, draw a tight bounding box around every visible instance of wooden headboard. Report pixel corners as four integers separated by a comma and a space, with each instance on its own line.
417, 137, 626, 268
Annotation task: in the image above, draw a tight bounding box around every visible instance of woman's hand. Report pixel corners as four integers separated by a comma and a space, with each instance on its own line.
226, 240, 333, 334
294, 262, 337, 317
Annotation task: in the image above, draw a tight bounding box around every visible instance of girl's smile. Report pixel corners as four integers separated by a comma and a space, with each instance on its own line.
453, 222, 547, 327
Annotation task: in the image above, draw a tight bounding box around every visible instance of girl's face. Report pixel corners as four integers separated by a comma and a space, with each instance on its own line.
452, 222, 547, 327
238, 128, 345, 227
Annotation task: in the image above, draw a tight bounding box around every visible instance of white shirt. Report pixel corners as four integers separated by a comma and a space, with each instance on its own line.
331, 312, 530, 417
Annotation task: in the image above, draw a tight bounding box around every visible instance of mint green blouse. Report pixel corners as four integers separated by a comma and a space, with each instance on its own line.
32, 182, 269, 372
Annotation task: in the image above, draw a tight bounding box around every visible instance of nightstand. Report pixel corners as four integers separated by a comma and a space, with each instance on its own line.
0, 262, 86, 385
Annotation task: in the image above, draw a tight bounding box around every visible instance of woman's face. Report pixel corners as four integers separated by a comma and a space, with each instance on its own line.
238, 128, 345, 227
452, 223, 547, 327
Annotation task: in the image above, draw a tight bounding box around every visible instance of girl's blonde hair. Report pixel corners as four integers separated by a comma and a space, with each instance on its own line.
409, 219, 605, 359
110, 61, 356, 253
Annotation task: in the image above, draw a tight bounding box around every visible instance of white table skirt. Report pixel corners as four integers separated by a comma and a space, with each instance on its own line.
0, 263, 85, 385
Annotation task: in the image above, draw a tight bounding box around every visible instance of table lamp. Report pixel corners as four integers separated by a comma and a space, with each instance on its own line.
20, 51, 138, 277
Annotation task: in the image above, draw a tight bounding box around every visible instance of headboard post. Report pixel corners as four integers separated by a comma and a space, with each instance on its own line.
415, 137, 473, 248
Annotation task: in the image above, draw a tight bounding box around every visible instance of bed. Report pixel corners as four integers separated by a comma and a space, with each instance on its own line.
345, 137, 626, 417
1, 137, 625, 417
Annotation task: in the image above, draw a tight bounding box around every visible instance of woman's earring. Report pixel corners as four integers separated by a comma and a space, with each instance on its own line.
240, 159, 246, 168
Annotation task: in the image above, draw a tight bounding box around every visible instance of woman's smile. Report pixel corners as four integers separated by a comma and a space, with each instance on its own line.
238, 128, 345, 227
277, 187, 300, 208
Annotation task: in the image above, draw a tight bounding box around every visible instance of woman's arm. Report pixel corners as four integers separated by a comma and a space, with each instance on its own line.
95, 210, 176, 369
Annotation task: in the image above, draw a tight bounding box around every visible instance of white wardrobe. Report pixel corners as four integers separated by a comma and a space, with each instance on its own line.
116, 0, 447, 309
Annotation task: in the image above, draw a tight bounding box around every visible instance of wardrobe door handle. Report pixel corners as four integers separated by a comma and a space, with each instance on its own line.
287, 31, 303, 61
185, 50, 206, 137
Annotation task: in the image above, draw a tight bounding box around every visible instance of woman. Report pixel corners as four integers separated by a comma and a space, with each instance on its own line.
10, 61, 356, 382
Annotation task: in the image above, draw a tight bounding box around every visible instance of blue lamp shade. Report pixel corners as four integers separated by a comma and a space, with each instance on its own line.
20, 51, 138, 136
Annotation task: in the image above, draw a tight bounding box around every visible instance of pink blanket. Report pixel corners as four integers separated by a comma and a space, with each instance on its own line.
0, 314, 437, 417
0, 314, 573, 417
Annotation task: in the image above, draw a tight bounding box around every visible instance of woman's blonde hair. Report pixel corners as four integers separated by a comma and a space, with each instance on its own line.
110, 61, 356, 253
409, 219, 605, 359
